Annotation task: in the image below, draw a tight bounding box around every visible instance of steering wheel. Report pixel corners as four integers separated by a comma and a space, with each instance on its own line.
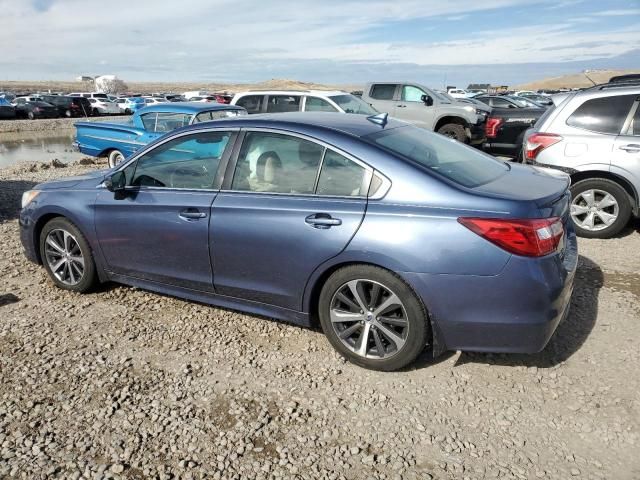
169, 163, 209, 188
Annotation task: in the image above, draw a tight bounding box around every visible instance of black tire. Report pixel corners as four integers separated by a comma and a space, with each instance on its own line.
318, 265, 429, 371
570, 178, 632, 239
27, 111, 35, 120
92, 108, 100, 116
437, 123, 467, 142
124, 108, 132, 115
39, 217, 97, 293
108, 149, 125, 168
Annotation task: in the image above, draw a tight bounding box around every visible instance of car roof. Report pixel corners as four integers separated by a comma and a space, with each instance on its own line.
137, 102, 246, 114
179, 112, 406, 138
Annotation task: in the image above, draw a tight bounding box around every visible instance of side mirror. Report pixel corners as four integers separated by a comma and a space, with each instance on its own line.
104, 170, 126, 192
421, 95, 433, 107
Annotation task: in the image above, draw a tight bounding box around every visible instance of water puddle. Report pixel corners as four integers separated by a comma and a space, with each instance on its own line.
0, 130, 86, 167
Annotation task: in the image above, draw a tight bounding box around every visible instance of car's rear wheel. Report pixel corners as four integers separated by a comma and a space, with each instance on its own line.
437, 123, 467, 143
319, 265, 429, 371
108, 149, 125, 168
570, 178, 632, 238
39, 218, 97, 293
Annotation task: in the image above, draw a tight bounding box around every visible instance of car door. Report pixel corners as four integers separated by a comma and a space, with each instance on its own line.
211, 129, 371, 311
396, 84, 435, 129
95, 129, 237, 291
367, 84, 399, 115
612, 99, 640, 191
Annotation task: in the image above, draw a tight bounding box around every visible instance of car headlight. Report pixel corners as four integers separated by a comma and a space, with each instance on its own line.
21, 190, 40, 208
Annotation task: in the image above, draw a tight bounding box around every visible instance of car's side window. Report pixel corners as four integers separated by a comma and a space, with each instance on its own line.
316, 150, 367, 197
231, 132, 323, 194
193, 109, 247, 123
266, 95, 301, 113
632, 104, 640, 136
140, 113, 157, 131
305, 97, 337, 112
235, 95, 264, 114
154, 113, 192, 132
402, 85, 426, 102
370, 84, 397, 100
492, 98, 510, 107
130, 131, 232, 190
567, 95, 637, 135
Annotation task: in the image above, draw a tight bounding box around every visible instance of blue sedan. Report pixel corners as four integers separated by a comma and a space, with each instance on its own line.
19, 113, 577, 371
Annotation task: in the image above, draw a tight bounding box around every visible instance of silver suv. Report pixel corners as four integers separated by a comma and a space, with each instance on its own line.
524, 80, 640, 238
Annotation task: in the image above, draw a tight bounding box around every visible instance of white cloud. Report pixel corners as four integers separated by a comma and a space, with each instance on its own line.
0, 0, 636, 81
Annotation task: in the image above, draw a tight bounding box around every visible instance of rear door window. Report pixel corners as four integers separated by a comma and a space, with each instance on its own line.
316, 150, 367, 197
566, 95, 636, 134
231, 132, 323, 194
235, 95, 264, 114
266, 95, 301, 113
370, 84, 397, 100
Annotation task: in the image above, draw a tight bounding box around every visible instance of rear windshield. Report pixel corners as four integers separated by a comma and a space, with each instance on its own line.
329, 95, 377, 115
365, 126, 508, 188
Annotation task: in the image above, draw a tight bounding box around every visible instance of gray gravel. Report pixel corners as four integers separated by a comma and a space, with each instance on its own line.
0, 163, 639, 479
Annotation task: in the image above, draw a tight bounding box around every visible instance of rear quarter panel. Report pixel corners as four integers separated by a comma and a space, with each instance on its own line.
75, 122, 147, 157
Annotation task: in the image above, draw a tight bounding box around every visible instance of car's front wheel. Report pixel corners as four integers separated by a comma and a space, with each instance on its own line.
570, 178, 632, 238
39, 218, 97, 293
108, 149, 125, 168
319, 265, 429, 371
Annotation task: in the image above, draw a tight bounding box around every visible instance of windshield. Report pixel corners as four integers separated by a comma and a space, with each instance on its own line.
431, 90, 451, 103
365, 125, 509, 188
507, 96, 539, 108
329, 95, 377, 115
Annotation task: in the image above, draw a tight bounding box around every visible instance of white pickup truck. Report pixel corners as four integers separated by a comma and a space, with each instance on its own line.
362, 82, 488, 144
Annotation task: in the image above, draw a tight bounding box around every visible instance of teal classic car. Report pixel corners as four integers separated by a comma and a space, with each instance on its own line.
74, 102, 247, 167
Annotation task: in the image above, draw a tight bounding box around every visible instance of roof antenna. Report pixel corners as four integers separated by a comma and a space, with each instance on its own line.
583, 70, 597, 86
367, 112, 388, 127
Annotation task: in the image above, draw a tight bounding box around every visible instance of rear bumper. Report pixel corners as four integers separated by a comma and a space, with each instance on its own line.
401, 229, 578, 353
468, 122, 486, 145
483, 141, 520, 158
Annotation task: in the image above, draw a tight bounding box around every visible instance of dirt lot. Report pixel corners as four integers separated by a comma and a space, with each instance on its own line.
0, 162, 639, 480
0, 116, 122, 135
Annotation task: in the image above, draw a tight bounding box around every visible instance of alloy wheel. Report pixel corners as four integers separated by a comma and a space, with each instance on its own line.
570, 189, 619, 232
329, 279, 409, 360
44, 229, 85, 286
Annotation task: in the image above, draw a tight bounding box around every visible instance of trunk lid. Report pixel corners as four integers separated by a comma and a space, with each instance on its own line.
473, 162, 570, 207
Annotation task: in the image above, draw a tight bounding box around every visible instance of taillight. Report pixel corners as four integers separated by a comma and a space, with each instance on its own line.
485, 117, 503, 138
458, 217, 564, 257
525, 133, 562, 161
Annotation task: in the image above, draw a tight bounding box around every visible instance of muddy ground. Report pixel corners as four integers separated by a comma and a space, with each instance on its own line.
0, 162, 639, 479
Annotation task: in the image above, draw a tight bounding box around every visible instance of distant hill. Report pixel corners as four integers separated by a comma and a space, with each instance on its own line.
0, 78, 358, 95
515, 69, 640, 90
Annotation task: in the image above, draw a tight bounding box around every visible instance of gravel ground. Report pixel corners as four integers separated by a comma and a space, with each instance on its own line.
0, 116, 124, 135
0, 163, 639, 480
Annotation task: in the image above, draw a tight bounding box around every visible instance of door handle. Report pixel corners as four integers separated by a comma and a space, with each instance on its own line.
619, 144, 640, 153
397, 104, 407, 108
179, 209, 207, 220
305, 213, 342, 229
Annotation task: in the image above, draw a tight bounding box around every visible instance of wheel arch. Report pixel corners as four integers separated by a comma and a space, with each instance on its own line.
303, 260, 442, 355
434, 115, 469, 132
571, 170, 639, 215
32, 213, 65, 264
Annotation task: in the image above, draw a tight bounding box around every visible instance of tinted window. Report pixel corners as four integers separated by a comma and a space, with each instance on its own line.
402, 85, 426, 102
491, 97, 513, 108
131, 131, 231, 189
305, 96, 337, 112
316, 150, 367, 197
266, 95, 301, 113
193, 109, 246, 123
567, 95, 636, 134
366, 126, 508, 188
235, 95, 264, 114
231, 132, 323, 194
369, 84, 397, 100
632, 104, 640, 136
329, 95, 377, 114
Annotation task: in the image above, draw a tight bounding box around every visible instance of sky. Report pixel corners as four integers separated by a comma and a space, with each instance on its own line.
1, 0, 639, 87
